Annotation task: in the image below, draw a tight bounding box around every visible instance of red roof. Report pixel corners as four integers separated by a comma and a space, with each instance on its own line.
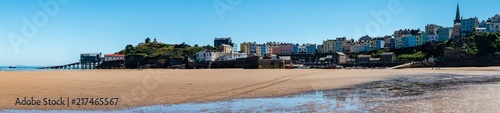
104, 54, 125, 57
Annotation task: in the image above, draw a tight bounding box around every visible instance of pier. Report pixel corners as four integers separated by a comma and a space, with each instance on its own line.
38, 53, 103, 70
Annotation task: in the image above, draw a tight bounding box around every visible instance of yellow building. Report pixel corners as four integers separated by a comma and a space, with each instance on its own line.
240, 42, 251, 55
218, 44, 232, 53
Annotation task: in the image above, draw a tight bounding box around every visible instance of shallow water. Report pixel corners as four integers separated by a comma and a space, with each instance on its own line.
2, 89, 373, 113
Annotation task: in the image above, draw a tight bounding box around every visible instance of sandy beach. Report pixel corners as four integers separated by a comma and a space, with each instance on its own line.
1, 67, 500, 111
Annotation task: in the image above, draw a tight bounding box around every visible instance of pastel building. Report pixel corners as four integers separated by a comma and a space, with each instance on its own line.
460, 17, 479, 37
427, 34, 439, 43
255, 45, 262, 56
350, 42, 358, 53
240, 42, 251, 55
394, 36, 403, 49
438, 27, 453, 42
335, 37, 346, 52
218, 44, 232, 53
374, 40, 385, 50
260, 44, 267, 56
297, 45, 307, 54
416, 34, 423, 46
266, 44, 273, 55
271, 46, 280, 54
196, 51, 216, 62
275, 44, 294, 55
196, 50, 248, 62
250, 42, 257, 56
359, 43, 371, 52
306, 44, 317, 54
401, 35, 416, 48
292, 44, 299, 54
353, 41, 370, 52
322, 39, 335, 53
486, 14, 500, 32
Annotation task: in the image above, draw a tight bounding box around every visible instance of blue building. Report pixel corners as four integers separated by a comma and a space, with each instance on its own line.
306, 44, 317, 54
375, 40, 385, 50
402, 35, 416, 48
249, 43, 257, 54
357, 44, 370, 52
460, 17, 478, 37
261, 45, 267, 56
292, 44, 299, 54
390, 38, 395, 49
335, 37, 346, 52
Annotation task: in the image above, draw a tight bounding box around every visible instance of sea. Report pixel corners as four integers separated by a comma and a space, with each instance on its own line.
0, 66, 43, 71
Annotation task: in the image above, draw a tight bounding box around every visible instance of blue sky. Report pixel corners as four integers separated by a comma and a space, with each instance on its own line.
1, 0, 499, 66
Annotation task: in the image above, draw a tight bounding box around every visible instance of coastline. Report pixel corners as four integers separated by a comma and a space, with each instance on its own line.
1, 67, 499, 111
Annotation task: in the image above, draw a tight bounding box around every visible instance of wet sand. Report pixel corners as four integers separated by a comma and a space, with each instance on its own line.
0, 67, 500, 111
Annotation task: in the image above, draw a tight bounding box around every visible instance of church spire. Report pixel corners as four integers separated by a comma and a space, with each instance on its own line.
454, 1, 461, 24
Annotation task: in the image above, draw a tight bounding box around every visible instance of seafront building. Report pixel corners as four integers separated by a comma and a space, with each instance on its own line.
425, 24, 442, 34
460, 17, 479, 37
218, 44, 232, 53
427, 34, 439, 43
104, 54, 125, 61
322, 39, 335, 53
335, 37, 346, 52
486, 14, 500, 32
438, 27, 453, 42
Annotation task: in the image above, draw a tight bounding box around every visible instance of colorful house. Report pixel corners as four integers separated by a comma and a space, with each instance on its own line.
104, 54, 125, 61
438, 27, 453, 42
306, 44, 317, 54
335, 37, 346, 52
402, 35, 416, 48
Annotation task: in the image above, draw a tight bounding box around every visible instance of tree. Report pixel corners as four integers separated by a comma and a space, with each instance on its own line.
145, 37, 151, 43
472, 32, 497, 55
371, 50, 385, 58
125, 44, 134, 53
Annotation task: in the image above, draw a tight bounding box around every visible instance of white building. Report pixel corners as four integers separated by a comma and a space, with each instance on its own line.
476, 28, 487, 33
104, 54, 125, 61
427, 34, 439, 43
196, 51, 206, 62
322, 39, 335, 53
205, 51, 216, 62
394, 36, 403, 49
486, 14, 500, 32
297, 45, 307, 54
196, 50, 247, 62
